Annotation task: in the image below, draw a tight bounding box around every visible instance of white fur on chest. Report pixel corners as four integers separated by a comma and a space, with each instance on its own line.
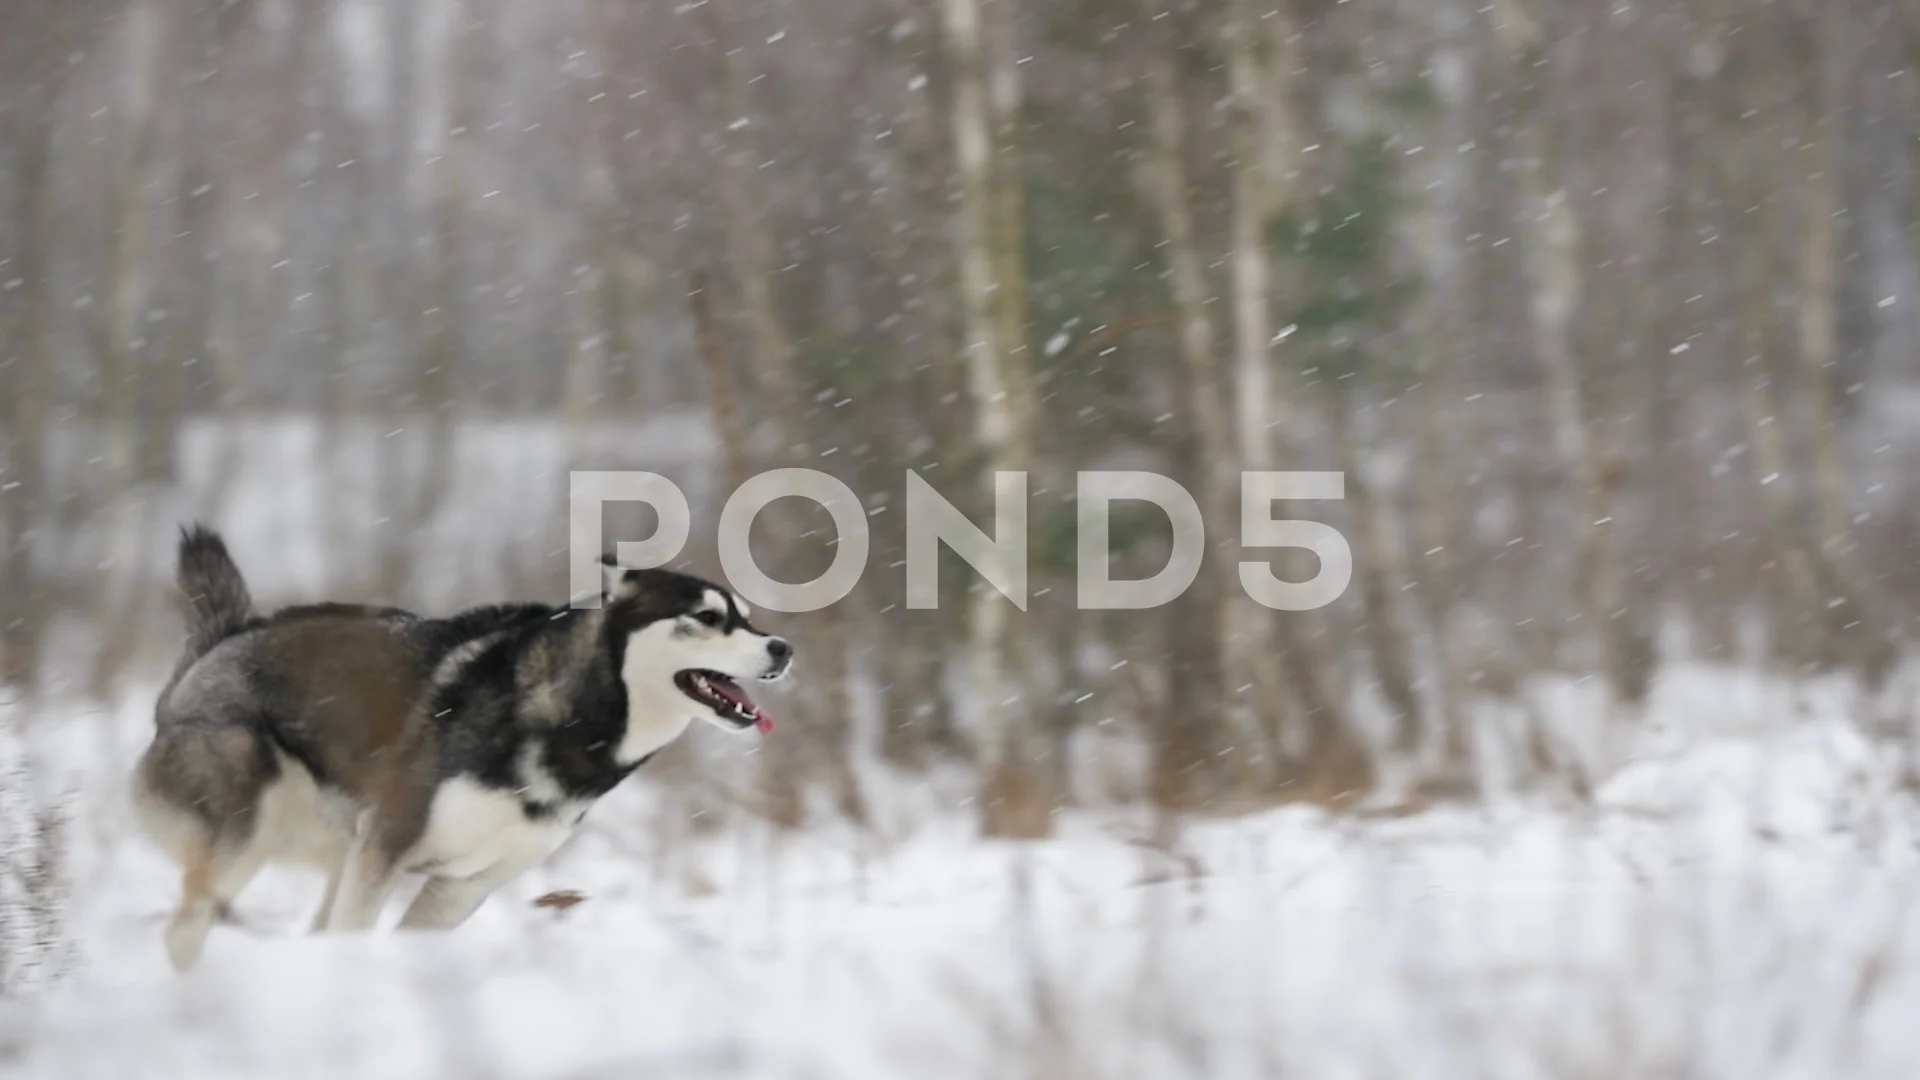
616, 630, 696, 764
407, 778, 582, 880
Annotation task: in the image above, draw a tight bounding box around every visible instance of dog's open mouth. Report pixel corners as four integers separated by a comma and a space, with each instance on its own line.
675, 670, 775, 733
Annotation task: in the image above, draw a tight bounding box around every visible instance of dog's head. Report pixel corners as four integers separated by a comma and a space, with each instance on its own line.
600, 559, 792, 735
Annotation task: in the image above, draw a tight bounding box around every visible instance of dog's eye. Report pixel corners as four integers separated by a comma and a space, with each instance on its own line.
693, 610, 724, 628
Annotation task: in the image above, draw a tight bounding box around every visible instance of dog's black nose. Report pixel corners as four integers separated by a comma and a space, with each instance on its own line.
767, 638, 792, 664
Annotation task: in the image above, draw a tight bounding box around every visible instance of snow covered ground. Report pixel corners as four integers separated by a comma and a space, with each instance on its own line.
5, 666, 1920, 1080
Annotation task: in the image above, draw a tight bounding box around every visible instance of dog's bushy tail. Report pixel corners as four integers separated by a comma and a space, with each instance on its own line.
175, 523, 253, 666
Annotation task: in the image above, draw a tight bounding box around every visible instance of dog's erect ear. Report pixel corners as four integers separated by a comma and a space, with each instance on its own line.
600, 555, 640, 602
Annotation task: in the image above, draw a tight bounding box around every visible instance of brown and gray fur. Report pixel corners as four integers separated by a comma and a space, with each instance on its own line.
134, 525, 791, 970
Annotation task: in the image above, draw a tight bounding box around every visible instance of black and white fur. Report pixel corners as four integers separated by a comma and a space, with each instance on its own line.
133, 525, 791, 970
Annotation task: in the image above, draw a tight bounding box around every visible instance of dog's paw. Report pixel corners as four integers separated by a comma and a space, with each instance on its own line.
164, 915, 208, 972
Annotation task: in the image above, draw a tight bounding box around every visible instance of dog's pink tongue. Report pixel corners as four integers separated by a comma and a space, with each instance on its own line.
712, 679, 776, 735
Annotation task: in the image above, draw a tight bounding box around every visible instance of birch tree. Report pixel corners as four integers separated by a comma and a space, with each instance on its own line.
1223, 0, 1288, 775
944, 0, 1049, 836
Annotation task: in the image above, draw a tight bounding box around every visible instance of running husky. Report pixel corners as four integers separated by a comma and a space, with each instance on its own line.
134, 525, 791, 971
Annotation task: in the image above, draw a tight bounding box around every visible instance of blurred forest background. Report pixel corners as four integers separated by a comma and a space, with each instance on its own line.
6, 0, 1920, 836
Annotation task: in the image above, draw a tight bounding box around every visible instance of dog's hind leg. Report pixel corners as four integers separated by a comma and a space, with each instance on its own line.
163, 830, 270, 971
208, 833, 271, 914
164, 839, 219, 972
138, 719, 280, 969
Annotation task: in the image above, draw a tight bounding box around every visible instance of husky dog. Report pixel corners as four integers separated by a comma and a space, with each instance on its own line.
133, 525, 791, 971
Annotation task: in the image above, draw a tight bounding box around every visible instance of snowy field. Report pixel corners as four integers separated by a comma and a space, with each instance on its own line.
6, 666, 1920, 1080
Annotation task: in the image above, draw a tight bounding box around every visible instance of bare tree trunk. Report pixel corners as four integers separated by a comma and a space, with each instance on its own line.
99, 149, 153, 498
870, 15, 965, 767
982, 0, 1038, 446
0, 115, 54, 693
564, 9, 623, 430
371, 0, 462, 605
3, 0, 131, 676
689, 274, 753, 496
1789, 22, 1895, 680
711, 3, 800, 421
562, 264, 608, 424
944, 0, 1048, 836
1493, 0, 1627, 719
709, 0, 865, 829
1696, 8, 1891, 677
1138, 51, 1235, 809
1727, 167, 1823, 667
1796, 104, 1853, 561
87, 0, 168, 698
1327, 386, 1424, 753
1534, 184, 1625, 707
1222, 0, 1292, 780
1400, 0, 1482, 796
980, 0, 1059, 784
1226, 0, 1302, 470
100, 1, 163, 489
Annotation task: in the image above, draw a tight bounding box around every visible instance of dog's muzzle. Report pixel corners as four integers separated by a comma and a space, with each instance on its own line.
764, 637, 793, 679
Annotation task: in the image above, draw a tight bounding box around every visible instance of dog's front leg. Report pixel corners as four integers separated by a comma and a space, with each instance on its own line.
308, 794, 362, 932
396, 867, 517, 931
309, 850, 347, 933
321, 809, 399, 932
